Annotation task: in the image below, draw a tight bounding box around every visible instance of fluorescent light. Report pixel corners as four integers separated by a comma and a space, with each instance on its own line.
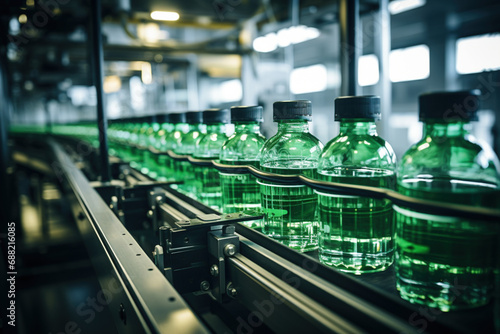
388, 0, 426, 15
358, 54, 379, 86
253, 33, 278, 53
141, 62, 152, 85
104, 76, 122, 93
390, 44, 429, 82
150, 11, 179, 21
288, 25, 320, 44
253, 25, 320, 53
456, 33, 500, 74
290, 64, 328, 94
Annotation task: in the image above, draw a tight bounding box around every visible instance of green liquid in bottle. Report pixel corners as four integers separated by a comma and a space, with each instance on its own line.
220, 160, 260, 211
193, 160, 222, 210
220, 160, 261, 229
316, 171, 396, 273
396, 179, 499, 311
260, 165, 318, 252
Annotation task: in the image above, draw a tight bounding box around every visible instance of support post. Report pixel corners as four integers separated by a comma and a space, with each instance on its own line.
340, 0, 359, 96
89, 0, 111, 182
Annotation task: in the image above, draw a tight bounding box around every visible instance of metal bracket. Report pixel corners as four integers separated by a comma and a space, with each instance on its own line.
208, 225, 239, 303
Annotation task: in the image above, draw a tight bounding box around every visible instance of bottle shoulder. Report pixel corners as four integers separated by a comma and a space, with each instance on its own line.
220, 132, 266, 161
318, 133, 396, 172
193, 131, 229, 158
398, 135, 500, 184
260, 131, 324, 167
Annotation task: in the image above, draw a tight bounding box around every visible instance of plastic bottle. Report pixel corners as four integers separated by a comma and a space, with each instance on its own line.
133, 115, 156, 169
193, 109, 230, 210
316, 96, 397, 273
146, 113, 172, 179
141, 116, 161, 175
174, 111, 206, 194
220, 106, 266, 221
259, 100, 324, 252
395, 90, 500, 311
155, 113, 188, 181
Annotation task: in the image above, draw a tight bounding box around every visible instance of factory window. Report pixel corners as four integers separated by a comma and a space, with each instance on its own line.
290, 64, 328, 94
456, 33, 500, 74
253, 26, 320, 53
388, 0, 426, 15
358, 54, 379, 86
218, 79, 243, 103
389, 44, 430, 82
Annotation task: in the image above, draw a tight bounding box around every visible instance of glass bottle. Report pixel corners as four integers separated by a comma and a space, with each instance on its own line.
395, 90, 500, 311
140, 116, 161, 175
123, 116, 143, 163
260, 100, 324, 252
220, 106, 266, 222
146, 113, 172, 179
193, 109, 230, 210
130, 116, 154, 169
316, 96, 397, 274
174, 111, 206, 192
155, 113, 188, 181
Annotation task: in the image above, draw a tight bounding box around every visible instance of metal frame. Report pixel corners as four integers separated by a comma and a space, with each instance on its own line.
49, 139, 209, 334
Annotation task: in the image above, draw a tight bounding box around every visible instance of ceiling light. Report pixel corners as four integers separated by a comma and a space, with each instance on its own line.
150, 11, 180, 21
253, 33, 278, 53
388, 0, 426, 15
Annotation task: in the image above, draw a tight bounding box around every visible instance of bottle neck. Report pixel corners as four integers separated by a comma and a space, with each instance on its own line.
206, 123, 226, 133
423, 122, 471, 138
339, 120, 377, 135
234, 122, 261, 133
188, 123, 202, 131
160, 123, 173, 131
173, 123, 188, 132
277, 119, 309, 132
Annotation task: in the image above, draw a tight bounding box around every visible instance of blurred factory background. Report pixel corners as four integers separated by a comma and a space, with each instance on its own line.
1, 1, 500, 333
2, 0, 500, 158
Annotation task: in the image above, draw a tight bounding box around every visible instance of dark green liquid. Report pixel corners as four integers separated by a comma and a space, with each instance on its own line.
176, 161, 197, 197
260, 166, 318, 252
396, 180, 499, 311
220, 160, 261, 229
194, 159, 221, 211
316, 172, 396, 273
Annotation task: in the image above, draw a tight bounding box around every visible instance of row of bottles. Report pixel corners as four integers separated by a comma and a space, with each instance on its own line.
53, 90, 499, 314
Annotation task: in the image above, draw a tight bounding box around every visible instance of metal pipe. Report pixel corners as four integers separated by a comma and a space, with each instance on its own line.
339, 0, 359, 96
89, 0, 111, 182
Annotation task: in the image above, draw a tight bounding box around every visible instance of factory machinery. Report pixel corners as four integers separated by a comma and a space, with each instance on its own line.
8, 131, 499, 334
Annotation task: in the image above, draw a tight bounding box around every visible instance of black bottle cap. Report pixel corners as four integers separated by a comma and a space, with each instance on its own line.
419, 90, 481, 122
202, 108, 230, 124
168, 112, 186, 124
334, 95, 381, 121
156, 113, 170, 123
230, 105, 264, 122
273, 100, 312, 121
145, 115, 157, 123
185, 111, 203, 124
136, 115, 156, 124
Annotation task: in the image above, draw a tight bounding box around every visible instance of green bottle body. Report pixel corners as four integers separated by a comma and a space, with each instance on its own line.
193, 123, 228, 210
260, 120, 323, 252
396, 122, 500, 311
154, 123, 188, 181
141, 122, 160, 175
316, 121, 397, 273
220, 122, 266, 228
175, 124, 206, 196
